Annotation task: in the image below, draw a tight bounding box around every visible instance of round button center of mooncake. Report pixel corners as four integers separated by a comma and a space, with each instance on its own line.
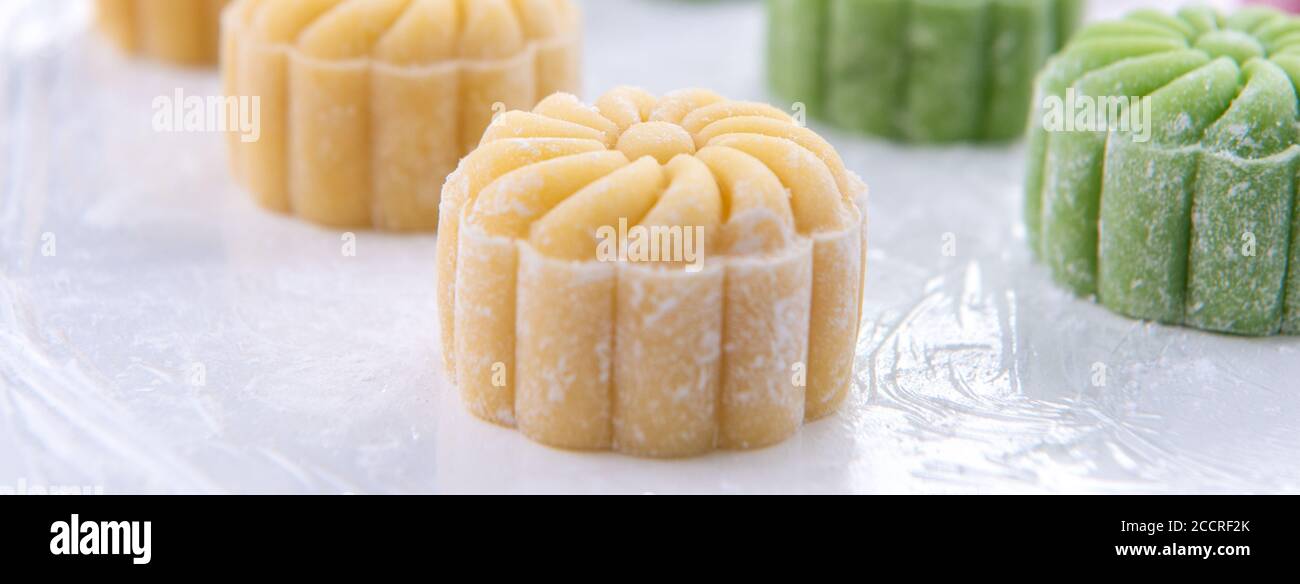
615, 121, 697, 164
1195, 30, 1266, 64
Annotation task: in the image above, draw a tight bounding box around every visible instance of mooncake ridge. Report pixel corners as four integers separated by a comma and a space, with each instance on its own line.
1024, 6, 1300, 336
222, 0, 583, 231
436, 88, 869, 457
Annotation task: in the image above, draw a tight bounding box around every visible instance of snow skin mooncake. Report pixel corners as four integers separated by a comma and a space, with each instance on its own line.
1027, 6, 1300, 336
223, 0, 582, 231
97, 0, 232, 66
437, 88, 870, 457
767, 0, 1084, 142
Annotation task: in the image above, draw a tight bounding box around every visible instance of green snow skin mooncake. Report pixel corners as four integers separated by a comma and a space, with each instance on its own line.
767, 0, 1085, 142
1026, 6, 1300, 336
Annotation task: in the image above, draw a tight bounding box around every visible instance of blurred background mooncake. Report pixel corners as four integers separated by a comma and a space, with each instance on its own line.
223, 0, 583, 231
97, 0, 232, 66
767, 0, 1085, 143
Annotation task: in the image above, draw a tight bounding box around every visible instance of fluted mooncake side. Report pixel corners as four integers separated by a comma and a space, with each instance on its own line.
1026, 6, 1300, 336
437, 88, 870, 457
767, 0, 1084, 143
98, 0, 232, 66
223, 0, 582, 231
